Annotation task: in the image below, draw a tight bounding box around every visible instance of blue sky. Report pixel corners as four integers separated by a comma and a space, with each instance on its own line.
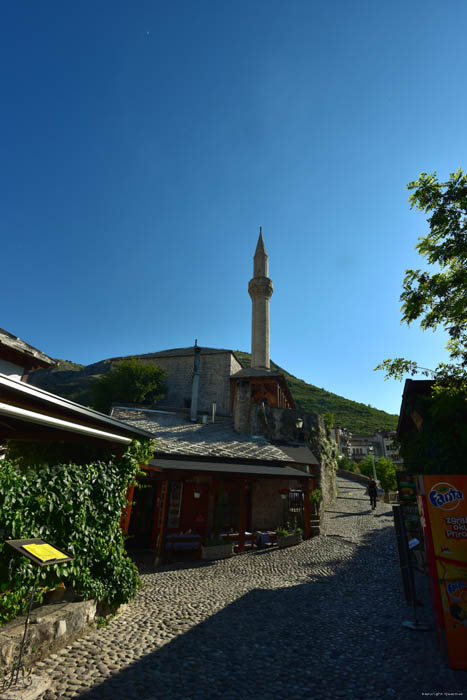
2, 0, 465, 416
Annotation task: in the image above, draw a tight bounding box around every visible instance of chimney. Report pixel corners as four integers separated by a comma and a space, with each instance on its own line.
190, 340, 201, 422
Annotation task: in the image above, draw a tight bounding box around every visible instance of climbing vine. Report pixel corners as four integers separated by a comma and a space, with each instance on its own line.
0, 439, 153, 625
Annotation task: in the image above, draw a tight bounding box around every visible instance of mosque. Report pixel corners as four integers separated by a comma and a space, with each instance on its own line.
111, 232, 336, 557
111, 228, 295, 433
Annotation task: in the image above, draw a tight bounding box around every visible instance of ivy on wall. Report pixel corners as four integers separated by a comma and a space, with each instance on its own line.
0, 439, 153, 625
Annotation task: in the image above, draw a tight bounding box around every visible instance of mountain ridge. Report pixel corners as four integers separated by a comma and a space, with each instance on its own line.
29, 351, 398, 433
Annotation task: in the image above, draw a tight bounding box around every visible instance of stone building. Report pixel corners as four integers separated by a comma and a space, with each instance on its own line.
112, 346, 243, 418
332, 426, 402, 466
110, 230, 295, 427
113, 230, 337, 559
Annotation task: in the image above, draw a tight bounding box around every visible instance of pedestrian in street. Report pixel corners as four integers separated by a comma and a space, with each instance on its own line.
367, 478, 378, 510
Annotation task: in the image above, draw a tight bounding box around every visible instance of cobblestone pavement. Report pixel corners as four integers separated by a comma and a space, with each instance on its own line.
37, 476, 466, 700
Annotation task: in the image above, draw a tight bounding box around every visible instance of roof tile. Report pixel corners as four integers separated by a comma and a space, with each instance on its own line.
111, 407, 292, 461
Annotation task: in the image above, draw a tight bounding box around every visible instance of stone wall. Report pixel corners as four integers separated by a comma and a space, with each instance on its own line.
140, 352, 242, 417
250, 405, 338, 509
0, 598, 129, 674
233, 380, 251, 433
0, 600, 96, 672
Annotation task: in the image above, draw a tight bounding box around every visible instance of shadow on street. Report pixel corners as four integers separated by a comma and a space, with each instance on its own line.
77, 526, 466, 700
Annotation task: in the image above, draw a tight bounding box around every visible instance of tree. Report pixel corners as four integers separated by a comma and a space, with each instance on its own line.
358, 456, 398, 492
92, 359, 166, 413
375, 171, 467, 474
322, 411, 335, 430
376, 169, 467, 385
338, 455, 359, 473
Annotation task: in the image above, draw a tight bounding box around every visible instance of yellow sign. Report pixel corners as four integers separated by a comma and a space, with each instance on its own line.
22, 543, 69, 562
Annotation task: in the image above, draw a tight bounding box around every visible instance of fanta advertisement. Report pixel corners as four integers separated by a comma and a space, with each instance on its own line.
429, 482, 464, 511
446, 580, 467, 603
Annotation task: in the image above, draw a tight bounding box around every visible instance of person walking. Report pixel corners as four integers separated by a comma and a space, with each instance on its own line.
367, 478, 378, 510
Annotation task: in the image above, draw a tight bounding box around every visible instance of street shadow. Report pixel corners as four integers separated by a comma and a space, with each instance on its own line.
325, 509, 373, 517
75, 526, 466, 700
336, 496, 368, 502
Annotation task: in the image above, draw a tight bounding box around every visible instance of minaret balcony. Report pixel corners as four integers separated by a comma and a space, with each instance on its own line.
248, 277, 274, 299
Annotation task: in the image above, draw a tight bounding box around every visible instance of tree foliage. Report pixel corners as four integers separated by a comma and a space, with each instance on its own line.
358, 456, 399, 492
375, 170, 467, 474
92, 359, 166, 413
376, 169, 467, 385
337, 456, 360, 473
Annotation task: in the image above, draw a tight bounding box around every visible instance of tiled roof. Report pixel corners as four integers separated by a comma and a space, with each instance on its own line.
109, 346, 239, 361
111, 407, 292, 461
0, 328, 55, 368
231, 368, 283, 378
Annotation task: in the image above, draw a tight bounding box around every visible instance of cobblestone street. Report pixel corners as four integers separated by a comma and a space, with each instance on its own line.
37, 476, 466, 700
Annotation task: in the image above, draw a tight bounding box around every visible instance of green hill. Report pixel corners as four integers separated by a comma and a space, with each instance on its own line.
29, 351, 398, 433
234, 351, 398, 433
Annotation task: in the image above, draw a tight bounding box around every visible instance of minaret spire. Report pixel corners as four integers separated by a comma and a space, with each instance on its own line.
248, 227, 273, 369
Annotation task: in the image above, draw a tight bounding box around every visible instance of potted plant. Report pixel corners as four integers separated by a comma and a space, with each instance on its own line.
200, 534, 234, 561
276, 524, 303, 549
309, 488, 322, 515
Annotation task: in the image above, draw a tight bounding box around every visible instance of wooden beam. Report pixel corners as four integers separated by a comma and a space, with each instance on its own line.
154, 479, 169, 567
120, 482, 135, 535
303, 479, 311, 540
238, 479, 246, 553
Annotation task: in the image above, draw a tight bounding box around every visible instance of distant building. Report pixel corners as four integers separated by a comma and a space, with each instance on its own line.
332, 426, 402, 466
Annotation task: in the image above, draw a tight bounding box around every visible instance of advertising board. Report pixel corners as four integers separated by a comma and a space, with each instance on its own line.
421, 475, 467, 670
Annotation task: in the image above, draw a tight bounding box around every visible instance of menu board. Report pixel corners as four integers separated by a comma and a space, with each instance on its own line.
6, 539, 73, 567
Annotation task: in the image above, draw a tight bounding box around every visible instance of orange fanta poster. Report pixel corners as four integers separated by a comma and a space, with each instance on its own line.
422, 475, 467, 669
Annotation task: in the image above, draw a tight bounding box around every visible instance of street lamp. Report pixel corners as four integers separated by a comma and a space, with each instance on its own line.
368, 446, 377, 482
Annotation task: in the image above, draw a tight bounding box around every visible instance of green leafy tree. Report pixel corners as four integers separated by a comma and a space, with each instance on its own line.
322, 411, 335, 430
376, 169, 467, 385
358, 456, 398, 492
375, 170, 467, 474
338, 456, 359, 473
92, 359, 166, 413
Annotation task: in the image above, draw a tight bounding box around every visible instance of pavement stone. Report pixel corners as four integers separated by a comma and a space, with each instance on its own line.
30, 475, 467, 699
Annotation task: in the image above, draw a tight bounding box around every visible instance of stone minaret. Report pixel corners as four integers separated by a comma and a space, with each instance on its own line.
248, 227, 273, 369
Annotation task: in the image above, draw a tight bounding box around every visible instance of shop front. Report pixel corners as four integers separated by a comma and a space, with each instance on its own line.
122, 456, 315, 563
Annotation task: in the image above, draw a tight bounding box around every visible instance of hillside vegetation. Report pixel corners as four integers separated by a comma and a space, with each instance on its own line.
30, 351, 398, 433
235, 351, 398, 433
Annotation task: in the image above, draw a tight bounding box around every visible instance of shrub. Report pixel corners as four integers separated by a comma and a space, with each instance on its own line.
309, 488, 322, 504
92, 359, 166, 413
358, 456, 398, 491
338, 456, 360, 473
0, 440, 152, 625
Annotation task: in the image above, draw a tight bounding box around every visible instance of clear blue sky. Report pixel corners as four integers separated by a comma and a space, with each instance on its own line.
2, 0, 465, 416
